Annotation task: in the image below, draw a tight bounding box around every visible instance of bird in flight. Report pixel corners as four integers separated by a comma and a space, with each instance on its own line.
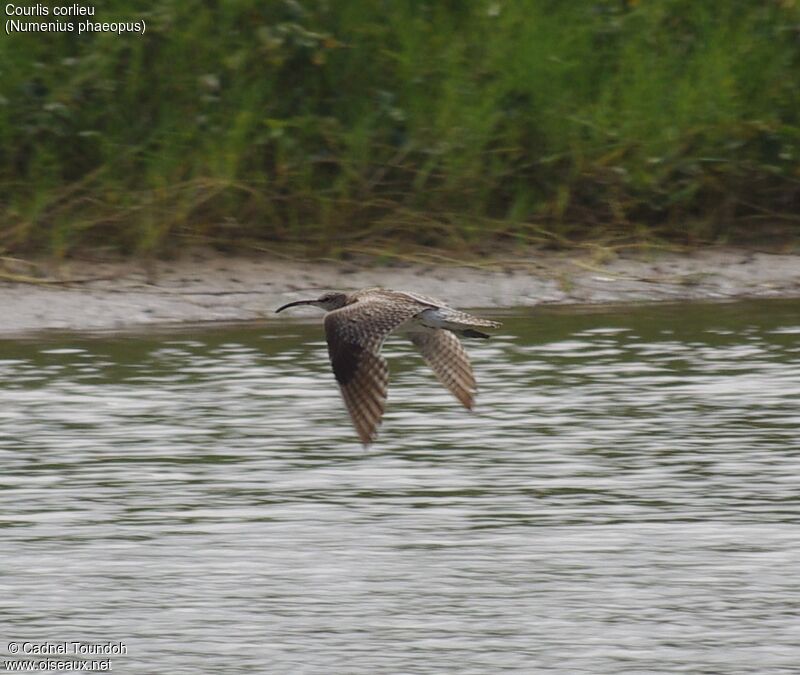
276, 288, 501, 445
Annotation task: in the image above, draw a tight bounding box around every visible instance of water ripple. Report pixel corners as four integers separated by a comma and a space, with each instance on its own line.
0, 299, 799, 674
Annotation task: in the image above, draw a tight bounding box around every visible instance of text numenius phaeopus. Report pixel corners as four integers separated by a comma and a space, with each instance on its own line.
276, 288, 502, 445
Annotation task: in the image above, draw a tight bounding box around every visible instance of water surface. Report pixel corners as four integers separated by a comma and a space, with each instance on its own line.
1, 300, 799, 674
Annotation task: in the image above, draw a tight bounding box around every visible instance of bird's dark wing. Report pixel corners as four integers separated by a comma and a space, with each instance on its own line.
324, 295, 423, 445
408, 329, 477, 410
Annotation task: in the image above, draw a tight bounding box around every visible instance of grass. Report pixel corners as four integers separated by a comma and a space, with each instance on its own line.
1, 0, 798, 258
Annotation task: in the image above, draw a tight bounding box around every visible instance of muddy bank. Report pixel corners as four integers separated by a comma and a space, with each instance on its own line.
1, 248, 799, 335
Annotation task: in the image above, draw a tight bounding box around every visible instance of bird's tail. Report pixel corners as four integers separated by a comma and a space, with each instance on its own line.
417, 308, 502, 336
444, 310, 501, 329
460, 328, 491, 339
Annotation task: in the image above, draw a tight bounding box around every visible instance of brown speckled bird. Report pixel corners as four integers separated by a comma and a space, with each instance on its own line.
276, 288, 501, 445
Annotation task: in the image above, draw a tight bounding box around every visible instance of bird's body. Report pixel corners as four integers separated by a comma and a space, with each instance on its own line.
276, 288, 501, 445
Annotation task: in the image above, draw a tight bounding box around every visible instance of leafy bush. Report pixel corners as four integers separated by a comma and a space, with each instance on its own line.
1, 0, 798, 255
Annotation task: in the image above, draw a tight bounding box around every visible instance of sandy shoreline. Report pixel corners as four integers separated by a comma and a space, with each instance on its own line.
1, 248, 798, 336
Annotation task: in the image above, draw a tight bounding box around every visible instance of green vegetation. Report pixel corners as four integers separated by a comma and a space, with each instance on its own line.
1, 0, 799, 257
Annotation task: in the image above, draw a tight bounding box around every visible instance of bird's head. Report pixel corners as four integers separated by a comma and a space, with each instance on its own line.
275, 291, 349, 314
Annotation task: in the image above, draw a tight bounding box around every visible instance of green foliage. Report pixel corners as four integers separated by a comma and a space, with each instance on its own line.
1, 0, 799, 255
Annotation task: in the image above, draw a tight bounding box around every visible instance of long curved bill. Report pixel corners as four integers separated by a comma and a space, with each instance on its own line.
275, 299, 315, 313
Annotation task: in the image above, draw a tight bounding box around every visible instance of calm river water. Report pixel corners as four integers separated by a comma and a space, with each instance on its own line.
1, 300, 799, 674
